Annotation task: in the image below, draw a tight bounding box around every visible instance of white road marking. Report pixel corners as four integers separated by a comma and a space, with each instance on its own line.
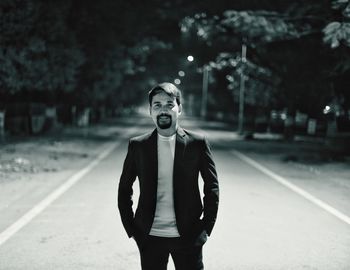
232, 149, 350, 226
0, 127, 138, 247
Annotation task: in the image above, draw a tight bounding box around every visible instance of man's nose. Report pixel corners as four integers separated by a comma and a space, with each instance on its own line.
159, 105, 169, 112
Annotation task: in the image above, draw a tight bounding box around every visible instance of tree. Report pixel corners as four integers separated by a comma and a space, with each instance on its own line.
0, 0, 174, 111
180, 0, 350, 120
0, 0, 85, 102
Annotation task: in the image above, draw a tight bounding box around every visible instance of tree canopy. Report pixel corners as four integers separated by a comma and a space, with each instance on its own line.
180, 0, 350, 117
0, 0, 177, 108
0, 0, 349, 120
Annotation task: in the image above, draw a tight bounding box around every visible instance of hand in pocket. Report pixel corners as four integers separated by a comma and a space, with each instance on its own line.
194, 230, 208, 247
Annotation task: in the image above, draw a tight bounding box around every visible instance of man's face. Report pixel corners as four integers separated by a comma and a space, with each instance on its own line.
150, 92, 182, 130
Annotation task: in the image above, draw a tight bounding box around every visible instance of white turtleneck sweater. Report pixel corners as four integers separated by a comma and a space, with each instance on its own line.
149, 133, 180, 237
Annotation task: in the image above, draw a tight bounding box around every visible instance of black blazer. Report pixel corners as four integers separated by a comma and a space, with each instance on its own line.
118, 127, 219, 243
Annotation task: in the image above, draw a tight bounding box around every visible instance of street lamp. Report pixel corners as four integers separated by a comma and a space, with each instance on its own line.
238, 44, 247, 134
201, 65, 209, 119
185, 55, 208, 119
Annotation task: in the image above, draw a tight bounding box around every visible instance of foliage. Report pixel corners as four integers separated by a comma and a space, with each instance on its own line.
323, 21, 350, 48
2, 0, 348, 120
90, 38, 171, 105
214, 52, 278, 108
0, 1, 85, 96
323, 0, 350, 49
180, 0, 350, 117
0, 0, 173, 109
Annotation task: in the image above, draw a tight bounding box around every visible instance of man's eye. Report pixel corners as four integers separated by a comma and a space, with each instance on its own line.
167, 104, 174, 108
153, 104, 161, 109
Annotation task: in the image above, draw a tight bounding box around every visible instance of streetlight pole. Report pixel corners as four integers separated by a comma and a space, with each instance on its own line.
201, 65, 209, 119
238, 44, 247, 134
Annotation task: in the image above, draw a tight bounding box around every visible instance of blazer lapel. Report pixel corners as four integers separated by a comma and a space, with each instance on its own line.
173, 127, 187, 202
174, 127, 186, 166
147, 129, 158, 194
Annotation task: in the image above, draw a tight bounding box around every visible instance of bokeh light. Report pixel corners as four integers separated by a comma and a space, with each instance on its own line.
187, 55, 194, 62
174, 78, 181, 85
178, 71, 185, 77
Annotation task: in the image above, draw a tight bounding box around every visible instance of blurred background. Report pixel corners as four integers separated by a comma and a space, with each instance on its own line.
1, 1, 350, 269
0, 0, 349, 141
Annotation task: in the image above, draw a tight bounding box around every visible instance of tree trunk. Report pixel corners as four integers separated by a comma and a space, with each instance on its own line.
0, 110, 5, 141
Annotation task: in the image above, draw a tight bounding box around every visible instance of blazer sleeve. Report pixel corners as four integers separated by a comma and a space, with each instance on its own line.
199, 137, 219, 236
118, 139, 137, 238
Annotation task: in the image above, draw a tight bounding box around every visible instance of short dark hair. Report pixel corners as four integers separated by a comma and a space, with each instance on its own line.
148, 82, 182, 106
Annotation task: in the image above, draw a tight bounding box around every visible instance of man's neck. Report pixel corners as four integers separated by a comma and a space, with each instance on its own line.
156, 125, 178, 137
157, 129, 176, 137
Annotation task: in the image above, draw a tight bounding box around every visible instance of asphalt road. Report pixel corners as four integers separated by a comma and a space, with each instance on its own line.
0, 117, 349, 270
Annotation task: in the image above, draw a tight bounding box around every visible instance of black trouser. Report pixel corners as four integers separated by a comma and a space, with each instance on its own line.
137, 235, 204, 270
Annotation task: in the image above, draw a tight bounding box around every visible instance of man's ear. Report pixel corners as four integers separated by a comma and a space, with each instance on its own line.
178, 104, 183, 115
149, 106, 152, 115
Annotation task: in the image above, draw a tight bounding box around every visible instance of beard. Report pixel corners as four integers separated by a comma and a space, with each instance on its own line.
156, 113, 172, 129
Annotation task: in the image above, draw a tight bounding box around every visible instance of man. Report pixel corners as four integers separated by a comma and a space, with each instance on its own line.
118, 82, 219, 270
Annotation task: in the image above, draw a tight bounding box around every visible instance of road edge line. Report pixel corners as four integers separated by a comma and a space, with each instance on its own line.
231, 149, 350, 226
0, 141, 123, 247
